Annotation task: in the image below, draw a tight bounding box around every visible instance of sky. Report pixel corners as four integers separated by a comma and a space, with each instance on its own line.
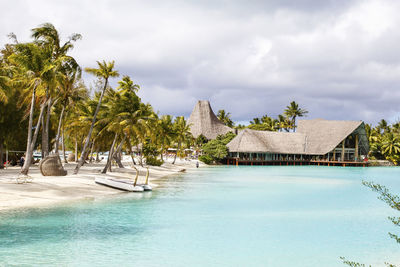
1, 0, 400, 125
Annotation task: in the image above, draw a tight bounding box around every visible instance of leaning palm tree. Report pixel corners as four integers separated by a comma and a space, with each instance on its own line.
284, 101, 308, 132
9, 42, 54, 175
53, 63, 83, 154
74, 60, 119, 174
31, 23, 81, 157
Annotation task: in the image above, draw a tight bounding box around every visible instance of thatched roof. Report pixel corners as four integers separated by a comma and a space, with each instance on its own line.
227, 129, 306, 154
227, 119, 368, 155
297, 119, 367, 155
187, 100, 234, 139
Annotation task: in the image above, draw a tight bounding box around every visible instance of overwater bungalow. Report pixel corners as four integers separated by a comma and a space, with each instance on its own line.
226, 119, 369, 167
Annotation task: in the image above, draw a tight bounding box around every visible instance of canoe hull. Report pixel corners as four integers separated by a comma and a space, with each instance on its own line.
95, 177, 144, 192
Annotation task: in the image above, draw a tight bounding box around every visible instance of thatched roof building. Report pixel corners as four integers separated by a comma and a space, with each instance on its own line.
187, 100, 234, 140
227, 119, 369, 164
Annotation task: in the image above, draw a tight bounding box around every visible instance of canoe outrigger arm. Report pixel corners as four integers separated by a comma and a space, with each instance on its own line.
145, 167, 149, 185
133, 166, 139, 186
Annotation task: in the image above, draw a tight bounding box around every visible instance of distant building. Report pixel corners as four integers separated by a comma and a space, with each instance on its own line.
187, 100, 234, 140
226, 119, 369, 166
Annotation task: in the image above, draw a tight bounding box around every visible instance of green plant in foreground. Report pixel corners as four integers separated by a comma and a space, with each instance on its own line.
341, 181, 399, 267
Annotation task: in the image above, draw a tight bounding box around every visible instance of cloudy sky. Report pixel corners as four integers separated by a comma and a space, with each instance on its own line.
2, 0, 400, 125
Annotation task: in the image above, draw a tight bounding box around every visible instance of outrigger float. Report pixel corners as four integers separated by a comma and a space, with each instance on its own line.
94, 167, 152, 192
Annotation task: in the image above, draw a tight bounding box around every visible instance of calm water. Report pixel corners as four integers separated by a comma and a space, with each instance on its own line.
0, 166, 399, 266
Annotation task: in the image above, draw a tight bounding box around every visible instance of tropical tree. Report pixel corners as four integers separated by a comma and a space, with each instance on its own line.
9, 42, 54, 175
74, 60, 119, 174
53, 62, 83, 154
341, 181, 399, 266
381, 132, 400, 164
284, 101, 308, 131
172, 116, 192, 164
156, 115, 175, 161
31, 23, 81, 157
277, 114, 292, 132
217, 109, 234, 127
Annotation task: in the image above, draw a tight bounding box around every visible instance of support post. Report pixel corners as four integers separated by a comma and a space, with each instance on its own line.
355, 134, 359, 161
341, 139, 345, 162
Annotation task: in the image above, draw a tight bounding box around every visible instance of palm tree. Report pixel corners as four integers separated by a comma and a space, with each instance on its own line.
9, 42, 54, 175
284, 101, 308, 132
0, 61, 10, 103
156, 115, 174, 161
217, 109, 234, 127
31, 23, 81, 158
74, 60, 119, 174
377, 119, 390, 134
382, 132, 400, 162
172, 116, 192, 164
250, 117, 261, 125
53, 63, 83, 154
277, 114, 292, 132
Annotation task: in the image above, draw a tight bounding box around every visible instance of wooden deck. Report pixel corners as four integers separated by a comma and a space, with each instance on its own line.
226, 158, 368, 167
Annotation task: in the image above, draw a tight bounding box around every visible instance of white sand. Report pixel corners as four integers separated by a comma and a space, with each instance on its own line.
0, 157, 203, 212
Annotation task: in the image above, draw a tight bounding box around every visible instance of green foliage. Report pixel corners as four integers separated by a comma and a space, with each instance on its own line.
366, 121, 400, 165
201, 132, 236, 164
198, 154, 213, 164
340, 257, 372, 267
145, 156, 163, 166
142, 142, 158, 157
341, 181, 399, 267
284, 101, 308, 131
195, 134, 208, 146
247, 101, 307, 132
217, 109, 234, 127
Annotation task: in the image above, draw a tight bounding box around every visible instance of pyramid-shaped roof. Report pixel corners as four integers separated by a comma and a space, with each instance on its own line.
187, 100, 234, 139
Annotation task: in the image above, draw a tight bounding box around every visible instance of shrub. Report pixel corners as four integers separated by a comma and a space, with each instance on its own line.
145, 156, 163, 166
199, 155, 213, 164
201, 132, 236, 164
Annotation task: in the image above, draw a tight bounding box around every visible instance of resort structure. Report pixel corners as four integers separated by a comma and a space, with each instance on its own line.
187, 100, 234, 139
226, 119, 369, 167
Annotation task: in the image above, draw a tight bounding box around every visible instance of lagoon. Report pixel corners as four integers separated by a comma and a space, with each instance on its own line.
0, 166, 399, 266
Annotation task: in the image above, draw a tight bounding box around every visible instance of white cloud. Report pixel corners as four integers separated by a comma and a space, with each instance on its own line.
1, 0, 400, 124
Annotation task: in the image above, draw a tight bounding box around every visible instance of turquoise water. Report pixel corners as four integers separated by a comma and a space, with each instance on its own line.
0, 166, 399, 266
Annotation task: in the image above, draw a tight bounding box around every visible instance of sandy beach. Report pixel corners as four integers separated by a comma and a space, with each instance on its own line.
0, 157, 201, 212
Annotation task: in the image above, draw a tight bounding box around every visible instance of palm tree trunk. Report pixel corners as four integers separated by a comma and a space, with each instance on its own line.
172, 142, 181, 164
42, 96, 52, 158
54, 104, 65, 154
89, 140, 95, 163
21, 100, 46, 175
293, 116, 297, 132
102, 133, 118, 174
96, 149, 100, 162
0, 141, 4, 169
62, 126, 67, 163
139, 140, 144, 167
21, 82, 38, 175
75, 137, 78, 163
160, 145, 164, 161
128, 138, 136, 165
74, 78, 109, 174
113, 136, 126, 168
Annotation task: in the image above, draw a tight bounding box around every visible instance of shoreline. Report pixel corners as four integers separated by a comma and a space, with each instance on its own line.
0, 158, 201, 213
